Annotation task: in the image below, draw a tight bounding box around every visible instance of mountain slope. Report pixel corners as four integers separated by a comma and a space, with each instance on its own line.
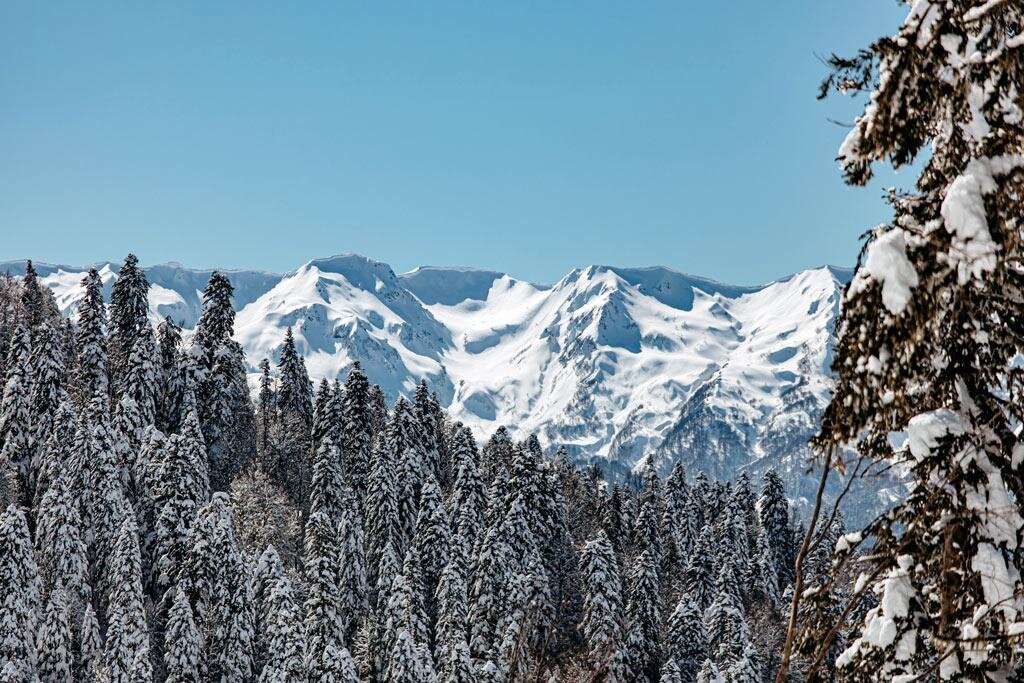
1, 255, 882, 516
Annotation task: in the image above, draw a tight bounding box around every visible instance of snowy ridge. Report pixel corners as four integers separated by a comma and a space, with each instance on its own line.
1, 255, 873, 511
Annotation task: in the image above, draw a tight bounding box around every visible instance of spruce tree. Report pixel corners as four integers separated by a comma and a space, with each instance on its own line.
696, 659, 722, 683
390, 396, 423, 554
29, 320, 65, 455
0, 506, 41, 679
795, 2, 1024, 678
683, 524, 716, 612
34, 465, 91, 606
36, 589, 73, 683
726, 643, 761, 683
303, 509, 343, 676
449, 426, 486, 553
156, 317, 184, 433
703, 565, 748, 669
122, 322, 160, 432
665, 594, 709, 683
78, 603, 103, 682
756, 470, 792, 592
434, 548, 471, 682
164, 588, 201, 683
21, 260, 44, 330
192, 272, 251, 490
104, 514, 152, 683
0, 326, 32, 508
366, 412, 402, 608
308, 436, 344, 524
73, 268, 108, 404
410, 474, 449, 626
108, 254, 149, 396
255, 358, 275, 471
179, 493, 253, 680
153, 409, 210, 590
30, 398, 76, 517
624, 548, 661, 683
340, 362, 372, 500
581, 531, 626, 681
259, 571, 306, 683
337, 488, 368, 646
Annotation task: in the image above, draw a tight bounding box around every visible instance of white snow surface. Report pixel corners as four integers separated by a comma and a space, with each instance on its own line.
1, 254, 856, 488
848, 228, 919, 314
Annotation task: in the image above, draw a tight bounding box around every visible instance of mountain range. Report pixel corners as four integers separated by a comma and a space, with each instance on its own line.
0, 254, 892, 520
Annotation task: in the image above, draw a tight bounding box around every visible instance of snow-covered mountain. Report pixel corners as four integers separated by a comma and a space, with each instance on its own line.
1, 255, 887, 518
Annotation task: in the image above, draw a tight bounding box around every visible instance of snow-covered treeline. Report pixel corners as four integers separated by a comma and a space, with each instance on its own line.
0, 258, 825, 682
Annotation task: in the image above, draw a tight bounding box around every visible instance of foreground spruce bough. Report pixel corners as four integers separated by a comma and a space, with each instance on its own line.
777, 1, 1024, 681
0, 261, 823, 681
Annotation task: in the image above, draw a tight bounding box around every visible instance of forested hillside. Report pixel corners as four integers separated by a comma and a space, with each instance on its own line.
0, 260, 834, 682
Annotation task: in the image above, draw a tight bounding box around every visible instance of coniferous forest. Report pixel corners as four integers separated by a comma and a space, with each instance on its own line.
4, 1, 1024, 682
0, 259, 815, 682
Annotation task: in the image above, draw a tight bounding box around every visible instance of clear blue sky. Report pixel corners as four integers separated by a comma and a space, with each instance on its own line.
1, 1, 914, 285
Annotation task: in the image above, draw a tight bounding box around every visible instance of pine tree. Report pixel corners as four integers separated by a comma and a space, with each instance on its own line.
164, 588, 201, 683
36, 589, 73, 683
0, 506, 41, 679
581, 531, 626, 681
108, 254, 149, 396
665, 594, 708, 683
73, 268, 108, 403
